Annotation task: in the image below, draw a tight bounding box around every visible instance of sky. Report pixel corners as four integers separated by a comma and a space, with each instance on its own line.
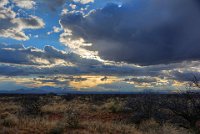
0, 0, 200, 93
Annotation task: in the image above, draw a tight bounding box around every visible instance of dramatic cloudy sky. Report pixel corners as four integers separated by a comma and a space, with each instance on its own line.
0, 0, 200, 93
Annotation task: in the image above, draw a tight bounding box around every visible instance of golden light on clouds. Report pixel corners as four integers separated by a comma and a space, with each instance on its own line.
0, 75, 187, 92
0, 77, 58, 88
68, 75, 119, 90
124, 77, 185, 89
0, 75, 120, 90
172, 80, 186, 87
32, 57, 50, 65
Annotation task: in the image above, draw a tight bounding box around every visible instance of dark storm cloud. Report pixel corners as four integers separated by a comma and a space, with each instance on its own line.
60, 0, 200, 65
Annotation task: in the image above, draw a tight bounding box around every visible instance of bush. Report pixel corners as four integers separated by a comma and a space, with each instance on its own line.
65, 106, 80, 128
163, 91, 200, 132
0, 112, 12, 119
20, 96, 46, 116
126, 95, 159, 124
0, 113, 18, 127
139, 119, 160, 132
103, 98, 125, 113
49, 124, 64, 134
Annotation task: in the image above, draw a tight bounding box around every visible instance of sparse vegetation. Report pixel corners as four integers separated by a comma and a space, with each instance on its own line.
0, 93, 199, 133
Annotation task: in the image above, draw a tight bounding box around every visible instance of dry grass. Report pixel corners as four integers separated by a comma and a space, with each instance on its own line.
0, 116, 58, 134
101, 98, 125, 113
0, 95, 194, 134
18, 117, 57, 133
139, 119, 190, 134
0, 102, 21, 114
41, 102, 67, 114
83, 121, 141, 134
0, 112, 18, 128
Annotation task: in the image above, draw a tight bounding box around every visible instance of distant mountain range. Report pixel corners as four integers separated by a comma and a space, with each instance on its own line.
0, 86, 68, 94
0, 86, 181, 94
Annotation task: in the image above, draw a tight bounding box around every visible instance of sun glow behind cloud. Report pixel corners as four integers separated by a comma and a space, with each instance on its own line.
68, 75, 119, 90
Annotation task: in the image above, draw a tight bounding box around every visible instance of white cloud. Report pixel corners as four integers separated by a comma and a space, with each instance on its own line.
61, 8, 68, 15
0, 7, 16, 19
0, 2, 45, 41
0, 15, 45, 40
34, 35, 39, 38
73, 0, 94, 4
47, 31, 51, 35
53, 26, 62, 33
13, 0, 36, 9
59, 31, 100, 60
0, 29, 29, 40
47, 26, 62, 35
13, 15, 45, 29
69, 4, 76, 9
0, 0, 8, 7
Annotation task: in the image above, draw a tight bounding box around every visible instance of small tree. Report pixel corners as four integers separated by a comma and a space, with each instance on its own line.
65, 106, 80, 128
20, 96, 46, 116
126, 93, 158, 124
165, 75, 200, 132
